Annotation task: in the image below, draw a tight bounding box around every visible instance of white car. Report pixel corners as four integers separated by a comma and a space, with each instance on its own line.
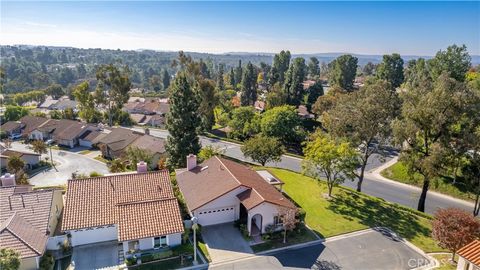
8, 133, 22, 140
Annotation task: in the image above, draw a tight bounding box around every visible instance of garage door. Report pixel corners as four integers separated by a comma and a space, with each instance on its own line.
197, 206, 236, 226
70, 226, 118, 246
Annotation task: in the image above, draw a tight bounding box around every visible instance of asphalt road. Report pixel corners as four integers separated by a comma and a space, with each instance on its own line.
8, 142, 109, 186
135, 127, 475, 215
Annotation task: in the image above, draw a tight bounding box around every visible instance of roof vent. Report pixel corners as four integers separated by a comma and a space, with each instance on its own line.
200, 166, 209, 171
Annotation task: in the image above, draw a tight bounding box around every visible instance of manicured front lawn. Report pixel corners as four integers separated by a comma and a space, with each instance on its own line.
431, 254, 458, 270
197, 239, 210, 262
94, 155, 109, 163
381, 161, 474, 202
251, 223, 318, 253
266, 168, 444, 253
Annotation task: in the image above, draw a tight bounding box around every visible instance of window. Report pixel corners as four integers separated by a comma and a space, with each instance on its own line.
273, 215, 283, 227
154, 236, 167, 247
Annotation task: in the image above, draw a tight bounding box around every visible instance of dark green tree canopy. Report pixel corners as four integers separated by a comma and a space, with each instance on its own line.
240, 62, 257, 106
376, 53, 404, 89
283, 57, 307, 106
328, 54, 358, 91
307, 57, 320, 79
429, 44, 471, 82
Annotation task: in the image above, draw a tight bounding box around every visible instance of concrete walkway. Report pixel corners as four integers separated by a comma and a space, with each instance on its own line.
201, 223, 253, 263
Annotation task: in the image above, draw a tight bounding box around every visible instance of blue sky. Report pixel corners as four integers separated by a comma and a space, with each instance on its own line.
1, 1, 479, 55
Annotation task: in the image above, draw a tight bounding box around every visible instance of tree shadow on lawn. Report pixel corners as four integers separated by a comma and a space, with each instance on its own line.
326, 190, 431, 243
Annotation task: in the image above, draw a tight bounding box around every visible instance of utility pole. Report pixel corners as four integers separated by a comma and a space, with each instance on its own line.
191, 216, 198, 265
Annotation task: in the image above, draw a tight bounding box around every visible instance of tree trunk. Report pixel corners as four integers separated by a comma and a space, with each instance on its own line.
417, 177, 430, 212
327, 182, 333, 197
356, 159, 368, 192
474, 193, 480, 217
283, 229, 287, 244
451, 250, 456, 262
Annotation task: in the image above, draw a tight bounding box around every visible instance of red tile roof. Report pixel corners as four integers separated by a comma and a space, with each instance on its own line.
176, 156, 295, 211
62, 171, 184, 241
458, 240, 480, 266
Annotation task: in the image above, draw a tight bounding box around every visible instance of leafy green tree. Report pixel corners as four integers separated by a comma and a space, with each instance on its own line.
73, 81, 102, 123
96, 64, 131, 126
268, 50, 291, 87
323, 79, 400, 192
234, 60, 243, 88
0, 248, 20, 270
229, 67, 236, 89
7, 155, 25, 181
62, 107, 76, 120
45, 83, 65, 98
307, 57, 320, 79
198, 145, 225, 162
228, 106, 260, 140
49, 110, 62, 119
260, 105, 302, 144
161, 69, 170, 90
125, 146, 154, 170
376, 53, 404, 89
363, 62, 376, 76
403, 58, 431, 89
429, 44, 471, 82
197, 79, 218, 131
240, 62, 257, 106
283, 58, 307, 106
241, 135, 285, 166
4, 106, 29, 121
31, 140, 47, 157
305, 81, 324, 111
302, 131, 359, 197
266, 82, 287, 109
216, 64, 225, 91
464, 154, 480, 216
328, 54, 358, 91
166, 72, 201, 168
392, 74, 472, 212
109, 159, 127, 173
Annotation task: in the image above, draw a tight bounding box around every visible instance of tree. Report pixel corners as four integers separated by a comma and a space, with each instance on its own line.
305, 81, 324, 111
323, 79, 399, 192
228, 106, 260, 140
464, 154, 480, 216
363, 62, 376, 76
4, 106, 29, 121
260, 105, 302, 144
234, 60, 243, 88
429, 44, 471, 82
283, 57, 307, 106
96, 64, 131, 126
403, 58, 431, 90
7, 155, 25, 182
109, 159, 127, 173
166, 72, 201, 168
376, 53, 404, 89
161, 69, 170, 91
240, 62, 257, 106
307, 57, 320, 79
125, 146, 154, 170
278, 207, 298, 244
216, 64, 225, 91
229, 67, 236, 88
197, 79, 217, 131
265, 83, 287, 109
31, 140, 47, 158
241, 135, 285, 166
432, 208, 480, 261
45, 83, 64, 98
0, 248, 21, 270
392, 74, 472, 212
73, 81, 102, 123
268, 50, 291, 87
198, 145, 225, 162
312, 86, 345, 117
328, 55, 358, 91
302, 131, 359, 197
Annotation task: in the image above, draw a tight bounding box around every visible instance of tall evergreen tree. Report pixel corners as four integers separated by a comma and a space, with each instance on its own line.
268, 50, 291, 87
216, 64, 225, 91
376, 53, 404, 89
328, 54, 358, 91
234, 60, 243, 87
283, 58, 306, 106
166, 72, 201, 168
308, 57, 320, 79
161, 69, 170, 90
240, 62, 257, 106
229, 67, 236, 88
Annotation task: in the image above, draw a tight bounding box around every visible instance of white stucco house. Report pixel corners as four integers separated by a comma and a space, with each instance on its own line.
176, 155, 296, 236
61, 163, 184, 257
457, 240, 480, 270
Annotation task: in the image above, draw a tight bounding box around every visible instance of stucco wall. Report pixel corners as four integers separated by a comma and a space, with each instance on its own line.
20, 256, 39, 270
68, 225, 118, 246
168, 233, 182, 247
47, 190, 64, 236
247, 202, 279, 234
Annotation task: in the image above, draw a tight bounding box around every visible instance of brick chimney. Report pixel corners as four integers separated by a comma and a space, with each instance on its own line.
0, 173, 16, 187
186, 154, 197, 171
137, 161, 148, 173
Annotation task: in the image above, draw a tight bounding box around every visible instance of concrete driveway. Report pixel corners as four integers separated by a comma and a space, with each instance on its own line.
8, 142, 109, 186
71, 241, 120, 270
201, 223, 253, 263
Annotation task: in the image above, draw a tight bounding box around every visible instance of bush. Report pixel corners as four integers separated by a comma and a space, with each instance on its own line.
172, 244, 194, 256
141, 250, 173, 263
89, 171, 103, 177
125, 257, 136, 266
297, 208, 306, 222
39, 251, 54, 270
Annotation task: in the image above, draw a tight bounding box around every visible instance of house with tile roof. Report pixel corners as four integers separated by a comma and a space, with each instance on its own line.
62, 166, 184, 257
28, 119, 98, 148
176, 155, 296, 237
457, 240, 480, 270
0, 149, 41, 170
0, 179, 63, 270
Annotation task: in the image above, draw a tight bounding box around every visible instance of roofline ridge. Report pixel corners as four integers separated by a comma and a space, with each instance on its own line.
116, 197, 177, 206
67, 170, 167, 182
216, 156, 243, 186
0, 212, 17, 232
4, 214, 44, 256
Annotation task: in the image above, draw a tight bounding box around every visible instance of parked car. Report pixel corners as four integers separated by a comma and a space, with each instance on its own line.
9, 133, 22, 140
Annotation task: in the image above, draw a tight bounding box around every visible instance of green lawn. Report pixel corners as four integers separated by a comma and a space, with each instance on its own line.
94, 155, 109, 163
197, 239, 210, 262
78, 150, 92, 155
431, 254, 458, 270
381, 162, 475, 202
251, 223, 318, 253
266, 168, 444, 253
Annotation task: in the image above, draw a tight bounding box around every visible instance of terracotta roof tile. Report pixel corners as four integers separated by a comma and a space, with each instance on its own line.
458, 240, 480, 266
176, 157, 295, 211
1, 121, 23, 133
62, 171, 184, 241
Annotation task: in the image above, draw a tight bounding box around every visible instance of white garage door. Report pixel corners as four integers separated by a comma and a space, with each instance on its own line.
70, 226, 118, 246
196, 206, 236, 226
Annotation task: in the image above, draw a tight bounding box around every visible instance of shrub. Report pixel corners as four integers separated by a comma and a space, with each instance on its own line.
39, 251, 54, 270
296, 208, 306, 222
125, 257, 136, 266
89, 171, 103, 177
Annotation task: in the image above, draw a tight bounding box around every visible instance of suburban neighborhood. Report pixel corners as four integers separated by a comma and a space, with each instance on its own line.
1, 1, 480, 270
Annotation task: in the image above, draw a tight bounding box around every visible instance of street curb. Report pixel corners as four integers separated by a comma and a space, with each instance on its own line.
256, 239, 324, 256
